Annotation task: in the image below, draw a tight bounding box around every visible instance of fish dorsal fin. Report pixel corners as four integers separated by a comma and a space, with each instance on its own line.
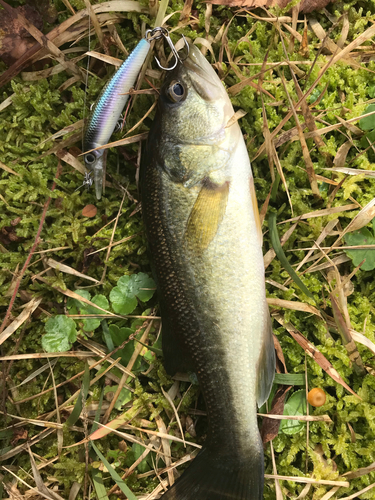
185, 179, 229, 253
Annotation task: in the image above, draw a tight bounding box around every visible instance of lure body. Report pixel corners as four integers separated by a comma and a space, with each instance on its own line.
84, 37, 150, 199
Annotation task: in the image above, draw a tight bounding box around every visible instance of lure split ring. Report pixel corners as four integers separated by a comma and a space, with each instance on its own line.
145, 27, 189, 71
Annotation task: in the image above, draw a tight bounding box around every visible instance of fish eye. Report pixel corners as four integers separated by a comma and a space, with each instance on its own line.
85, 153, 96, 164
167, 81, 186, 103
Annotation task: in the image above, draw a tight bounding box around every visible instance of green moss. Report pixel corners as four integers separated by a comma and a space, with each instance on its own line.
3, 1, 375, 499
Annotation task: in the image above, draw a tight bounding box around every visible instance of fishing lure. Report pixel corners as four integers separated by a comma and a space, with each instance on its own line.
83, 27, 172, 200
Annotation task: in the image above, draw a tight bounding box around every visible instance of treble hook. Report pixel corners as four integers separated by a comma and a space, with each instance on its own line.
75, 171, 93, 192
145, 27, 189, 71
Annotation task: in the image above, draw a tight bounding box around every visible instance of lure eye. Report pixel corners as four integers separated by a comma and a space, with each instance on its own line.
167, 81, 186, 103
85, 153, 96, 165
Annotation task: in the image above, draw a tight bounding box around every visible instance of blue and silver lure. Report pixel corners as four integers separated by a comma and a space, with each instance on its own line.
83, 27, 171, 200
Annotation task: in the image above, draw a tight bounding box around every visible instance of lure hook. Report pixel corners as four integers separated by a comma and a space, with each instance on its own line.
75, 171, 93, 192
145, 27, 189, 71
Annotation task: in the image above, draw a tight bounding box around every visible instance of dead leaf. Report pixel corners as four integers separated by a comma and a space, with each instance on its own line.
261, 385, 292, 444
11, 428, 28, 445
82, 205, 97, 218
0, 5, 42, 66
274, 313, 361, 399
273, 334, 288, 374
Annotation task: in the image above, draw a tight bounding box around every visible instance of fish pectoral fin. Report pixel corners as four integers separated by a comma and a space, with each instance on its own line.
185, 179, 229, 253
256, 314, 276, 408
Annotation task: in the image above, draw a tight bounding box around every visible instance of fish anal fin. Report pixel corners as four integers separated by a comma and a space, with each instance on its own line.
249, 176, 263, 246
185, 179, 229, 253
256, 314, 276, 408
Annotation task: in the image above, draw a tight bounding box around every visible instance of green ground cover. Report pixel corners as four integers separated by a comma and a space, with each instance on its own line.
2, 0, 375, 498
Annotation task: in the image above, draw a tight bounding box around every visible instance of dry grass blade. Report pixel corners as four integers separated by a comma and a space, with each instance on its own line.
55, 150, 85, 174
264, 475, 349, 487
303, 254, 350, 273
333, 141, 352, 169
225, 109, 247, 128
124, 424, 201, 450
320, 486, 340, 500
309, 18, 360, 70
68, 482, 81, 500
274, 314, 360, 398
258, 414, 332, 422
0, 352, 93, 361
260, 94, 275, 182
85, 51, 122, 66
124, 101, 157, 137
87, 233, 140, 256
324, 166, 375, 178
278, 75, 319, 197
0, 297, 42, 346
27, 445, 64, 500
14, 359, 57, 388
330, 294, 365, 376
344, 198, 375, 233
161, 386, 186, 447
155, 414, 174, 486
83, 0, 105, 51
334, 114, 362, 136
0, 429, 55, 461
33, 277, 120, 318
0, 160, 20, 176
292, 219, 339, 277
45, 258, 100, 284
2, 466, 60, 500
267, 298, 321, 317
327, 21, 375, 68
281, 204, 357, 224
84, 131, 148, 155
269, 439, 282, 500
37, 119, 85, 147
350, 330, 375, 356
344, 460, 375, 479
338, 482, 375, 500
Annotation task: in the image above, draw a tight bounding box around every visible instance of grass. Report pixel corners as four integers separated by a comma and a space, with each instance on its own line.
2, 0, 375, 498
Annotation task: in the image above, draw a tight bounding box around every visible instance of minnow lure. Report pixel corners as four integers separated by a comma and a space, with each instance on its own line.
83, 27, 172, 200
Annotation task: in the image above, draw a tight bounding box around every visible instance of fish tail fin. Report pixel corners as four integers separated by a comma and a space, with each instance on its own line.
159, 444, 264, 500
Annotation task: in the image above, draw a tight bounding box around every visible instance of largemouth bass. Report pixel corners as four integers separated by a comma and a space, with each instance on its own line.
141, 44, 275, 500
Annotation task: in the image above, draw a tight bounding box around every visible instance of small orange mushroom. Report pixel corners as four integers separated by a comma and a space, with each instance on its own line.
307, 388, 326, 407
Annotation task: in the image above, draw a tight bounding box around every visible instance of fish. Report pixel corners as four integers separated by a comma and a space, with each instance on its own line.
140, 43, 276, 500
84, 37, 151, 200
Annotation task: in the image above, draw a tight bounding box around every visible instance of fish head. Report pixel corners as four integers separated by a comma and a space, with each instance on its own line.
84, 149, 104, 200
158, 43, 235, 145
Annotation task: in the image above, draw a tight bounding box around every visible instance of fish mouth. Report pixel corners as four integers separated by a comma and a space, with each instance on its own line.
179, 43, 225, 101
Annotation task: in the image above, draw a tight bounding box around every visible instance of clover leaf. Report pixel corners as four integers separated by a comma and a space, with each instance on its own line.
344, 224, 375, 271
280, 389, 307, 436
109, 273, 156, 315
81, 295, 109, 332
359, 104, 375, 131
67, 290, 109, 331
42, 315, 77, 352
